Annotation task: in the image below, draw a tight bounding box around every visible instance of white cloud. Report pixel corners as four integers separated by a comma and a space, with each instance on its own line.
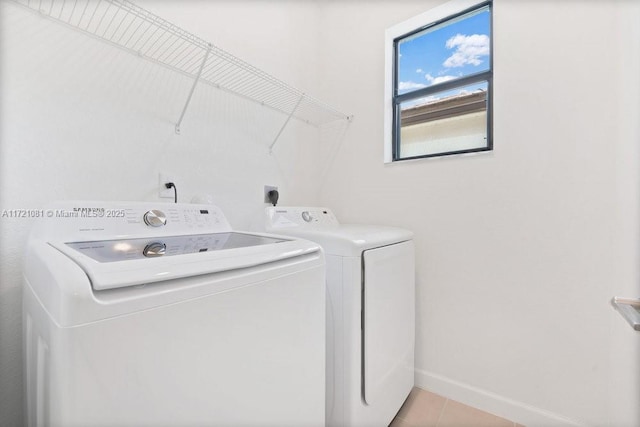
443, 34, 489, 68
424, 74, 456, 85
416, 68, 423, 73
398, 81, 427, 91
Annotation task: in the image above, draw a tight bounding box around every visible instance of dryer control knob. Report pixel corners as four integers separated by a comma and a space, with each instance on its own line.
143, 210, 167, 227
301, 211, 313, 222
143, 242, 166, 257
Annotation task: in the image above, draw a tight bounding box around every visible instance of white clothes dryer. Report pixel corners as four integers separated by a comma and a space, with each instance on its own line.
265, 207, 415, 427
23, 201, 326, 427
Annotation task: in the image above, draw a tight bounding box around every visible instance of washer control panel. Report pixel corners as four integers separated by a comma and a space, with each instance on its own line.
124, 205, 227, 232
36, 202, 233, 242
266, 207, 339, 229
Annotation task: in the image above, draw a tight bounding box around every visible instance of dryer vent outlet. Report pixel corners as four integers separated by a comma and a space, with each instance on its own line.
264, 186, 279, 205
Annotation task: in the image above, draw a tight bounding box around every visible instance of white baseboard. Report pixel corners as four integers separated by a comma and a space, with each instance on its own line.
414, 369, 590, 427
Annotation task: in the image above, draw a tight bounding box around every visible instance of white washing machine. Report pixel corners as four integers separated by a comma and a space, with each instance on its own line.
265, 207, 415, 427
23, 201, 326, 427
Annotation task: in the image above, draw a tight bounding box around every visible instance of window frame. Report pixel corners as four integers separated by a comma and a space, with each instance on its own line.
386, 0, 493, 162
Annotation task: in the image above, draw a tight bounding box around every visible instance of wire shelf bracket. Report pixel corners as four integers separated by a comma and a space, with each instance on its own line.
175, 43, 212, 135
269, 94, 304, 154
11, 0, 353, 138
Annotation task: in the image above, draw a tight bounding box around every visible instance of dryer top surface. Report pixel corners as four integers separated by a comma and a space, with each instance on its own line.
266, 207, 413, 256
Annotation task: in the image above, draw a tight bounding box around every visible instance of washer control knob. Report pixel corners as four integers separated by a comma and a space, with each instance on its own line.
301, 211, 313, 222
143, 210, 167, 227
143, 242, 166, 258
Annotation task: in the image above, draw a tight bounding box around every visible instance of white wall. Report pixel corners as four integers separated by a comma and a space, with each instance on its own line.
318, 1, 639, 426
2, 1, 639, 427
609, 2, 640, 425
0, 1, 329, 425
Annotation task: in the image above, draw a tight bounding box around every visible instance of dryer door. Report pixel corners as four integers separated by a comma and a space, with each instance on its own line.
362, 240, 415, 405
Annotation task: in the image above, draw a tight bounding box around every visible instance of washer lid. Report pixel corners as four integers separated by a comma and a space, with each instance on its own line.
266, 224, 413, 257
64, 232, 288, 263
51, 232, 320, 290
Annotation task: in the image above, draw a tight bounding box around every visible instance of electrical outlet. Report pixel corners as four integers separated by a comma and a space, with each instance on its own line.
159, 173, 176, 198
264, 185, 278, 203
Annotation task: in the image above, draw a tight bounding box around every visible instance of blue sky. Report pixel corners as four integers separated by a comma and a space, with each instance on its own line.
397, 7, 491, 96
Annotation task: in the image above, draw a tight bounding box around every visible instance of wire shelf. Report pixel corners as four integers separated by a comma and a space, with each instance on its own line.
14, 0, 352, 128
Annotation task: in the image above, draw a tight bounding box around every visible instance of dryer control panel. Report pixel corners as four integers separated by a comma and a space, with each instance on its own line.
266, 207, 339, 229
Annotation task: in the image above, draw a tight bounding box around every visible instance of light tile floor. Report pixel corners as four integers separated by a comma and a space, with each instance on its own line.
390, 387, 525, 427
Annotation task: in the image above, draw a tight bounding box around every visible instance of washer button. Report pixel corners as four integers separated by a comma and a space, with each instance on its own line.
143, 210, 167, 227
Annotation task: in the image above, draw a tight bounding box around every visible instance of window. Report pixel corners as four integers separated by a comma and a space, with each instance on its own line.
385, 0, 492, 161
